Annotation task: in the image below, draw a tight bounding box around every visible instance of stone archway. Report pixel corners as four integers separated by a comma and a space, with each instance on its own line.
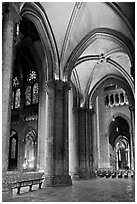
87, 75, 134, 171
109, 116, 131, 171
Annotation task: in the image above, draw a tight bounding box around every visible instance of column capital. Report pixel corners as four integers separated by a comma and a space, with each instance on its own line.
2, 3, 21, 25
45, 80, 71, 94
45, 80, 56, 93
63, 81, 71, 91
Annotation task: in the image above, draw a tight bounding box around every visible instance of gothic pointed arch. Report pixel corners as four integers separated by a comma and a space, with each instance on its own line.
20, 2, 60, 80
88, 74, 134, 109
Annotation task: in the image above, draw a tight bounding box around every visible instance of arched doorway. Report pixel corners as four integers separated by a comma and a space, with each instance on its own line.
109, 116, 131, 171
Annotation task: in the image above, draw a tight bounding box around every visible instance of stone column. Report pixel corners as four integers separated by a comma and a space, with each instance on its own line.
62, 82, 70, 177
2, 3, 21, 173
78, 108, 86, 178
43, 80, 72, 187
88, 108, 95, 176
69, 101, 80, 180
77, 107, 92, 179
92, 108, 98, 170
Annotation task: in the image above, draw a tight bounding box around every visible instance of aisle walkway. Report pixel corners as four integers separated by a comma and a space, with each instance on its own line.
7, 178, 135, 202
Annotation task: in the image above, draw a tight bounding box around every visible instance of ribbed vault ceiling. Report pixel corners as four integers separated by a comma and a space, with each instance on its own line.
22, 2, 134, 101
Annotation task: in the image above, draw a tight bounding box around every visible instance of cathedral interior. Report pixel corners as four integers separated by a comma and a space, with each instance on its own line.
2, 2, 135, 202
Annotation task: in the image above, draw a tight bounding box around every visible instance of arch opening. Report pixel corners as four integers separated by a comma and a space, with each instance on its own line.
9, 16, 42, 172
109, 117, 131, 170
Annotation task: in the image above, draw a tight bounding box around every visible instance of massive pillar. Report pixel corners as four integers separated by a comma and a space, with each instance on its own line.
2, 3, 21, 173
78, 107, 93, 179
2, 3, 21, 201
43, 80, 72, 186
69, 101, 80, 179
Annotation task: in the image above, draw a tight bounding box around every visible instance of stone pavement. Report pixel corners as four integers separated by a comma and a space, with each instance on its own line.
5, 177, 135, 202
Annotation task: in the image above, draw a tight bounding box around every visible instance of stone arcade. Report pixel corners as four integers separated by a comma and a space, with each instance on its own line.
2, 2, 135, 201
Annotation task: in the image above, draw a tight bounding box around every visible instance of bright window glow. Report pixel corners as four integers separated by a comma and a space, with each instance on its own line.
11, 138, 16, 159
23, 130, 36, 169
33, 83, 39, 104
13, 76, 19, 87
25, 85, 31, 106
15, 88, 21, 108
27, 70, 37, 83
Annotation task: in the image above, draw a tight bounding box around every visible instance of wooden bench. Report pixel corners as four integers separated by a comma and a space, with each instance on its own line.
11, 178, 44, 194
106, 171, 111, 178
118, 172, 122, 178
112, 172, 117, 178
124, 172, 128, 178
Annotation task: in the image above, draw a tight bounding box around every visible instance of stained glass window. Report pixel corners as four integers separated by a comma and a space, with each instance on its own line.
11, 138, 16, 159
13, 76, 19, 87
33, 83, 39, 104
25, 85, 31, 106
24, 130, 36, 169
12, 76, 20, 109
15, 88, 21, 108
27, 70, 37, 83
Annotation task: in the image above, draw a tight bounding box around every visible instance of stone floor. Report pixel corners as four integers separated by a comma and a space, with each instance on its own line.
6, 177, 135, 202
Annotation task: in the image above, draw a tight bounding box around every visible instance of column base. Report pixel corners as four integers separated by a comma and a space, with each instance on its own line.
43, 174, 72, 187
79, 169, 91, 179
70, 173, 80, 180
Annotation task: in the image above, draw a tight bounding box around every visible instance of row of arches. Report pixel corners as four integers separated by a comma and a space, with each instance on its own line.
11, 4, 132, 174
104, 91, 129, 107
2, 3, 135, 186
17, 2, 134, 84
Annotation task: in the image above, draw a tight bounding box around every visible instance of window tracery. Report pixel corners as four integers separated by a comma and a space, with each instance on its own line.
27, 70, 37, 83
25, 70, 39, 106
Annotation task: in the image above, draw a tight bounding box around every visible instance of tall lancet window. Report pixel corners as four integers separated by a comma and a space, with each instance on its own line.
25, 85, 31, 106
25, 70, 39, 106
15, 88, 21, 108
33, 83, 39, 104
23, 130, 37, 170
